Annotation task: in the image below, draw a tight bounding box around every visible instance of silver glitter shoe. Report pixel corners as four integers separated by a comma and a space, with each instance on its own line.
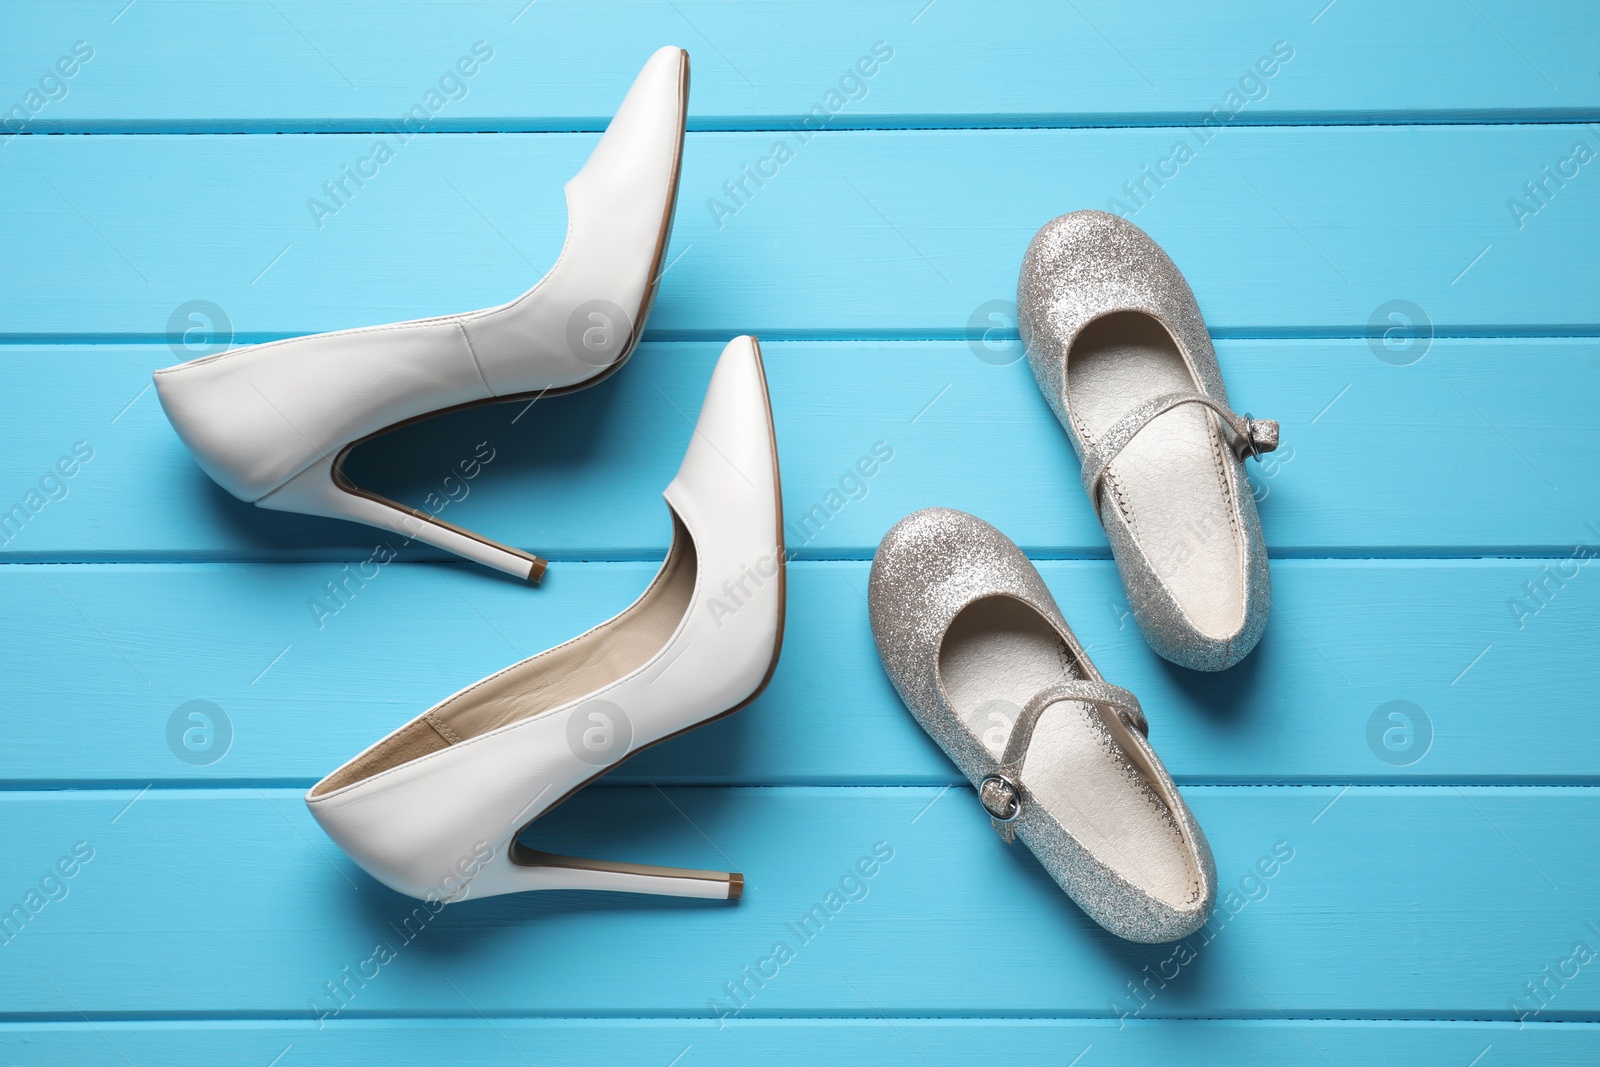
869, 507, 1216, 943
1018, 210, 1278, 671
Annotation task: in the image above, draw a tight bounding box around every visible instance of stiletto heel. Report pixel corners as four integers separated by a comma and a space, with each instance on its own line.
153, 47, 689, 577
306, 337, 783, 904
487, 845, 741, 900
258, 453, 546, 581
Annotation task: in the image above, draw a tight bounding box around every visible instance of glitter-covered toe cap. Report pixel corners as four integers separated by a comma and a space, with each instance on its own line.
1018, 210, 1272, 672
868, 508, 1216, 942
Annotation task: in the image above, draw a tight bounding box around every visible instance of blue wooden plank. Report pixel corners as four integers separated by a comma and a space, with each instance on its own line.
3, 126, 1599, 339
1, 339, 1596, 562
0, 558, 1592, 786
4, 1, 1596, 132
0, 785, 1595, 1017
0, 1019, 1592, 1067
3, 0, 1598, 1058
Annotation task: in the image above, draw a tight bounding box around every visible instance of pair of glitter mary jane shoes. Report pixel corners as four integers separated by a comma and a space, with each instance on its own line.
157, 49, 785, 904
871, 211, 1279, 942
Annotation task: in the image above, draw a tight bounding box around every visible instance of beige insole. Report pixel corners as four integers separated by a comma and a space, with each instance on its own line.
1068, 312, 1244, 639
938, 596, 1198, 908
311, 511, 698, 796
436, 511, 697, 740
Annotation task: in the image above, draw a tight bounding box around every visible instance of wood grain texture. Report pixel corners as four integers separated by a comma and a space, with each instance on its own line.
1, 1020, 1593, 1067
3, 126, 1598, 339
5, 1, 1597, 131
1, 786, 1595, 1018
0, 559, 1589, 785
1, 339, 1595, 561
4, 1, 1599, 1055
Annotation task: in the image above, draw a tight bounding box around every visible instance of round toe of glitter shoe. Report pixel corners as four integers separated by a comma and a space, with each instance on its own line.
1018, 209, 1277, 670
868, 506, 1215, 942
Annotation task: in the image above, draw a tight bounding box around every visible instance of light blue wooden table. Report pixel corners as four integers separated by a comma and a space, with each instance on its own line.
3, 2, 1599, 1063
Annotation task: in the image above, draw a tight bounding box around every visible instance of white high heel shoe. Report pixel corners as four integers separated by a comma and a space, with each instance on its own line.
154, 46, 691, 581
306, 337, 783, 903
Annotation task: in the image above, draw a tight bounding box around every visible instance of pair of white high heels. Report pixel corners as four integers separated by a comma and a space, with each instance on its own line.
156, 49, 784, 904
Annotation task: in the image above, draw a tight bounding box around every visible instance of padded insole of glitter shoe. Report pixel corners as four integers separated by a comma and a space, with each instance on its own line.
937, 596, 1199, 908
1067, 311, 1244, 639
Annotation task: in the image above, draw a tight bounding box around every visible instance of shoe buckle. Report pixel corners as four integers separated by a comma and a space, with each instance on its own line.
1238, 413, 1280, 461
978, 773, 1022, 825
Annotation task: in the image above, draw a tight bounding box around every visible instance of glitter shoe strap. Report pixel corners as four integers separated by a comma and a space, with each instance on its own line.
977, 680, 1147, 842
1079, 391, 1279, 505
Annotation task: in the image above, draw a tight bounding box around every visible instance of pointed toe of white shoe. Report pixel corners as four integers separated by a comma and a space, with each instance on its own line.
153, 47, 691, 580
578, 45, 689, 201
461, 44, 690, 393
306, 336, 784, 904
